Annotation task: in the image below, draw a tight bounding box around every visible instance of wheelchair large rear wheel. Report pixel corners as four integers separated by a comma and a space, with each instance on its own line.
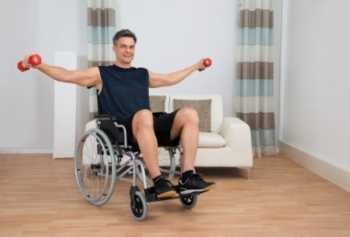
74, 128, 117, 206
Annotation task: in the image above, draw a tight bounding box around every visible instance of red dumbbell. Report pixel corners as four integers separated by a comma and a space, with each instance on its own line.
203, 58, 212, 68
17, 61, 29, 72
199, 58, 212, 71
17, 54, 42, 72
28, 54, 42, 66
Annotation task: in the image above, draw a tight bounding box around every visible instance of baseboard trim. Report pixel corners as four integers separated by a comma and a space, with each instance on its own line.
0, 148, 52, 155
280, 141, 350, 192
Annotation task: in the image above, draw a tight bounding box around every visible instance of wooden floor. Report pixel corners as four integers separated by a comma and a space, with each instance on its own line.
1, 153, 350, 237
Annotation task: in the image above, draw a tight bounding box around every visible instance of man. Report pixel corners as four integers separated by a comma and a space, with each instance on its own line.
23, 29, 214, 199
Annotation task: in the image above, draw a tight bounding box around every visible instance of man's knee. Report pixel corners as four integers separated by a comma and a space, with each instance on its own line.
132, 109, 154, 136
178, 107, 199, 126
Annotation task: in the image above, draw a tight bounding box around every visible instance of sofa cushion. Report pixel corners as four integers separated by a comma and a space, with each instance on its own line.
198, 132, 226, 148
150, 95, 167, 112
173, 99, 211, 132
169, 95, 223, 133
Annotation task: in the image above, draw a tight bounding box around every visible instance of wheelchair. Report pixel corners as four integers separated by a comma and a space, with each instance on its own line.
74, 112, 201, 220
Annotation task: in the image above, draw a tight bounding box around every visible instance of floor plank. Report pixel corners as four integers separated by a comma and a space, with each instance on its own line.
0, 153, 349, 237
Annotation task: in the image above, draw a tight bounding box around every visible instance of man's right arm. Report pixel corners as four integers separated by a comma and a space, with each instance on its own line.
35, 63, 101, 88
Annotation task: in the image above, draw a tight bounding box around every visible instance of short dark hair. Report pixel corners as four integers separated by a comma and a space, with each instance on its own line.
113, 29, 137, 44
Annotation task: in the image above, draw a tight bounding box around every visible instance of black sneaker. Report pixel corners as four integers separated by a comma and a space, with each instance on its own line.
154, 177, 177, 199
178, 173, 215, 195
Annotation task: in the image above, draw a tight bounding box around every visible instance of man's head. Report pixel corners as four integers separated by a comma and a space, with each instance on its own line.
112, 29, 137, 66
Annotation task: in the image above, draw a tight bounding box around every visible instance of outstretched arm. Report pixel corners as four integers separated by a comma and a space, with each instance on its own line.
36, 64, 101, 87
149, 59, 208, 88
22, 55, 101, 87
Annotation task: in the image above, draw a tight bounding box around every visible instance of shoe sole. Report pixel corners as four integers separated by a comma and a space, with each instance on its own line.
179, 183, 215, 195
157, 190, 178, 199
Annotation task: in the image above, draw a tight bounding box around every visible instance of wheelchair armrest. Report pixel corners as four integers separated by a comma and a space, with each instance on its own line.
95, 114, 129, 149
95, 114, 117, 121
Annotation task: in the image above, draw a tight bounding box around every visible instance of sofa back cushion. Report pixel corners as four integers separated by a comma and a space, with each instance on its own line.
169, 94, 223, 132
149, 95, 167, 112
173, 99, 211, 132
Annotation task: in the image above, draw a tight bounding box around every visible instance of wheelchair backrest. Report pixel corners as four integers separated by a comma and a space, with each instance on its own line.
87, 86, 105, 118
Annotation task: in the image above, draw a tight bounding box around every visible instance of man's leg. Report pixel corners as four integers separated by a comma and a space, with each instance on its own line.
132, 109, 160, 178
132, 109, 177, 198
170, 107, 214, 194
170, 107, 199, 172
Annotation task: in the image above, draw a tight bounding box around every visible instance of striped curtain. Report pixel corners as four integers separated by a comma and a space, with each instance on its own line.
87, 0, 116, 118
235, 0, 279, 157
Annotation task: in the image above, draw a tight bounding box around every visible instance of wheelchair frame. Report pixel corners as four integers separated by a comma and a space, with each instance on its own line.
74, 114, 199, 221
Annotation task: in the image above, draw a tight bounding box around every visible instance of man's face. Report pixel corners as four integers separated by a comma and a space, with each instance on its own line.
113, 37, 135, 65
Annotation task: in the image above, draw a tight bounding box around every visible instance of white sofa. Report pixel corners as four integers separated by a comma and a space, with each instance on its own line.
152, 94, 254, 175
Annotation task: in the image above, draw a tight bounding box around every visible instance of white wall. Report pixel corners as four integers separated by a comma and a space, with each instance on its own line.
116, 0, 238, 116
0, 0, 238, 152
281, 0, 350, 172
0, 0, 87, 153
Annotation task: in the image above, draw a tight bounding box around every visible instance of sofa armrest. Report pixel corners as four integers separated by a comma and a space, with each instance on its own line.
219, 117, 253, 158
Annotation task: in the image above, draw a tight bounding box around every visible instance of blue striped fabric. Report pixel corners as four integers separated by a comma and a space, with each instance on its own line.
88, 26, 116, 44
236, 0, 278, 156
240, 27, 273, 46
235, 79, 274, 97
87, 1, 117, 118
251, 129, 276, 147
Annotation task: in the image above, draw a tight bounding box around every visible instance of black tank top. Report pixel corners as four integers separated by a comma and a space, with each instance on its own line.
97, 65, 150, 121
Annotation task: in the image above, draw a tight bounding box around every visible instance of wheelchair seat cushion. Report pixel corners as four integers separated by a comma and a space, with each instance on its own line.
117, 110, 180, 148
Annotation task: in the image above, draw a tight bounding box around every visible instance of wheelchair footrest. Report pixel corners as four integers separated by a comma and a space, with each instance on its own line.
144, 185, 208, 203
144, 187, 178, 202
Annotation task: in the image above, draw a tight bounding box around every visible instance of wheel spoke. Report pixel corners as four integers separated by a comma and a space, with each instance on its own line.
74, 128, 117, 206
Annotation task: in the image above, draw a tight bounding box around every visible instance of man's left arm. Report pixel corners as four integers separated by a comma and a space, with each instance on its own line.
149, 59, 207, 88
